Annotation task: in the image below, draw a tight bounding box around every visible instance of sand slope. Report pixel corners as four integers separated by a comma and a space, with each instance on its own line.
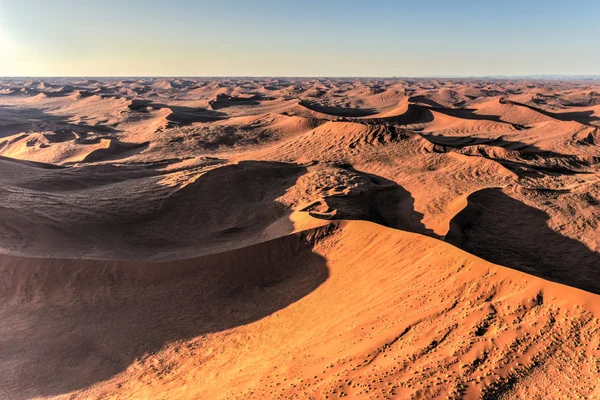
2, 221, 599, 399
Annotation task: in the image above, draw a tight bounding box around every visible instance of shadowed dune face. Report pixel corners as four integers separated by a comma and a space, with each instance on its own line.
0, 106, 117, 138
446, 188, 600, 294
1, 77, 600, 398
500, 98, 600, 125
209, 94, 264, 110
317, 166, 437, 236
298, 100, 378, 117
0, 231, 329, 399
0, 160, 308, 259
418, 132, 598, 177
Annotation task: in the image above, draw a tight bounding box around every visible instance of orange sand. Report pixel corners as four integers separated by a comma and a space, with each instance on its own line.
1, 77, 600, 399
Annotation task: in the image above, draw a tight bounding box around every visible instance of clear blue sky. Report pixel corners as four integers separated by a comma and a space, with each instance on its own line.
1, 0, 599, 77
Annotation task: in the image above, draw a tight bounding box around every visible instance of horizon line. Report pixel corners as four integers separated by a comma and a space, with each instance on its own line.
2, 74, 600, 81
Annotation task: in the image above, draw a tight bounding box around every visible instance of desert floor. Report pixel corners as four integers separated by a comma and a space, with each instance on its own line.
1, 77, 600, 399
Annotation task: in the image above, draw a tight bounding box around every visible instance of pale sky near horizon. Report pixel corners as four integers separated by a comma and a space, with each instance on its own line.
0, 0, 599, 77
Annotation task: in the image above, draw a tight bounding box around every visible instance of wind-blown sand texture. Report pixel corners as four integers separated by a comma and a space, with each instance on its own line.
1, 77, 600, 399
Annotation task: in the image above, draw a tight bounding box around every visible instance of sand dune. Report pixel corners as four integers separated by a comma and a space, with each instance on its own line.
0, 229, 329, 399
446, 187, 600, 293
0, 159, 313, 259
298, 100, 379, 118
1, 77, 600, 399
2, 221, 599, 399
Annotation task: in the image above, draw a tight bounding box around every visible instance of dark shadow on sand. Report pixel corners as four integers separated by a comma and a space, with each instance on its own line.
500, 98, 600, 125
313, 164, 438, 238
446, 188, 600, 294
0, 161, 330, 399
419, 132, 597, 177
0, 106, 118, 138
299, 100, 378, 118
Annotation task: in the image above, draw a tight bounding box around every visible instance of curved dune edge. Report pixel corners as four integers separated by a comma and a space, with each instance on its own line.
0, 159, 310, 260
3, 219, 598, 399
445, 187, 600, 294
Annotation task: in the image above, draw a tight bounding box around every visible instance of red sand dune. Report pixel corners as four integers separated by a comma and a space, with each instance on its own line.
1, 78, 600, 399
